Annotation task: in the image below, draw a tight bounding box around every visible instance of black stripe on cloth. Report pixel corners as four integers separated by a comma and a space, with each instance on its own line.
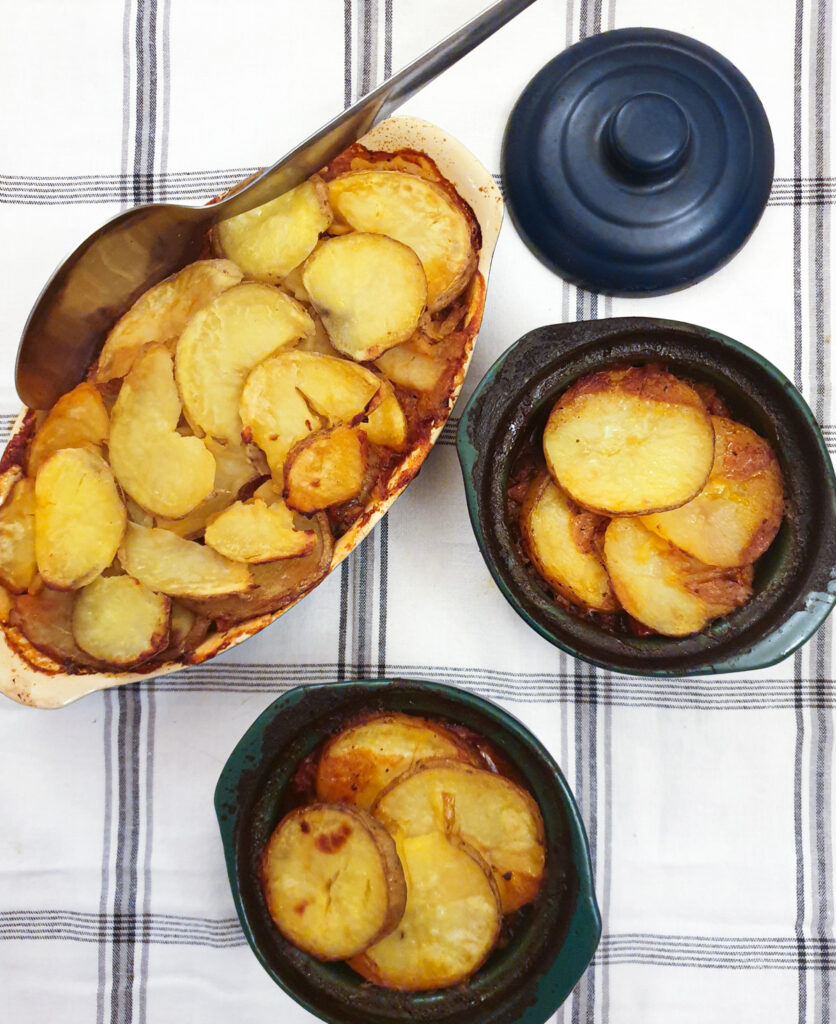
131, 662, 836, 708
4, 173, 836, 206
6, 911, 836, 968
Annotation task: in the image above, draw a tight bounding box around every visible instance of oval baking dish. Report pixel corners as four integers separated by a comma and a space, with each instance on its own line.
0, 117, 503, 708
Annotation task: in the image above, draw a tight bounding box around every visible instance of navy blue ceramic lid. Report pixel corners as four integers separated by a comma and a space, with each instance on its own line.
501, 28, 774, 296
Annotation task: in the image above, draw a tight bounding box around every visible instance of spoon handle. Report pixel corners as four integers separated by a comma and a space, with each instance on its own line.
216, 0, 537, 220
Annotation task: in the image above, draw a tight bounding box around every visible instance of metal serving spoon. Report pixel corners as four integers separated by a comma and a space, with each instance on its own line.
16, 0, 536, 410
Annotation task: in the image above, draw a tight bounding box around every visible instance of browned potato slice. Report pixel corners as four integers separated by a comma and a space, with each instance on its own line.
328, 170, 476, 311
520, 471, 618, 613
544, 367, 715, 515
364, 378, 407, 450
283, 426, 368, 513
0, 478, 36, 593
72, 575, 170, 667
109, 345, 216, 519
95, 259, 243, 382
349, 832, 501, 990
215, 180, 332, 282
261, 803, 406, 961
205, 496, 315, 563
604, 518, 753, 636
179, 509, 332, 626
641, 417, 784, 567
302, 233, 427, 362
34, 448, 126, 590
154, 602, 211, 661
28, 382, 109, 476
316, 713, 477, 809
118, 522, 252, 598
175, 282, 314, 445
373, 759, 546, 913
240, 350, 379, 483
10, 589, 101, 668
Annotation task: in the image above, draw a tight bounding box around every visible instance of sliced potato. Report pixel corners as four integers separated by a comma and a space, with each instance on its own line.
10, 589, 100, 668
302, 233, 427, 362
0, 585, 12, 623
215, 179, 332, 282
544, 367, 715, 515
373, 759, 546, 913
261, 803, 406, 961
0, 478, 37, 593
179, 509, 332, 626
520, 470, 618, 612
72, 575, 170, 667
284, 426, 368, 513
349, 832, 501, 990
175, 282, 314, 445
155, 602, 211, 661
0, 466, 23, 510
118, 522, 252, 598
95, 259, 243, 382
604, 518, 754, 636
641, 416, 784, 567
328, 170, 476, 311
240, 350, 379, 483
34, 448, 126, 590
28, 382, 109, 475
153, 438, 259, 539
205, 496, 315, 563
295, 314, 339, 357
109, 345, 216, 518
375, 335, 447, 393
364, 378, 407, 450
316, 712, 477, 810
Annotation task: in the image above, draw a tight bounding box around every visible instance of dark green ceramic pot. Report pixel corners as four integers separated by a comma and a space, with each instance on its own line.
215, 680, 600, 1024
457, 317, 836, 676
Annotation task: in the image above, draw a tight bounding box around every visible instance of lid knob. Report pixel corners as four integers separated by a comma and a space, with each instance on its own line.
606, 93, 690, 179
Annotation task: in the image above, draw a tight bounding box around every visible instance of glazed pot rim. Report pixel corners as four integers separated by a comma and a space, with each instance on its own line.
456, 316, 836, 677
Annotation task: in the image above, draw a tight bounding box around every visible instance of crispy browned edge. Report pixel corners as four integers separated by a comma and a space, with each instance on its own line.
315, 711, 481, 804
0, 144, 488, 683
259, 802, 407, 961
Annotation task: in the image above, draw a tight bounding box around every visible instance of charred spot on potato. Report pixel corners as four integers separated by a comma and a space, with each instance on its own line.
314, 822, 353, 853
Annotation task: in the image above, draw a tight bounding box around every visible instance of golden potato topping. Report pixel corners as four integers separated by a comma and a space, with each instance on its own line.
34, 448, 126, 590
642, 416, 784, 567
95, 259, 243, 382
215, 179, 332, 282
261, 804, 406, 961
328, 169, 476, 311
349, 832, 501, 990
544, 367, 715, 515
303, 233, 427, 362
